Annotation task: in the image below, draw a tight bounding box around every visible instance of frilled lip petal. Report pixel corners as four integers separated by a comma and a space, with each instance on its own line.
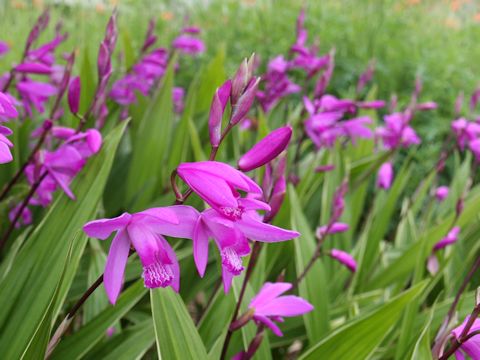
104, 229, 131, 304
235, 214, 300, 242
83, 212, 132, 239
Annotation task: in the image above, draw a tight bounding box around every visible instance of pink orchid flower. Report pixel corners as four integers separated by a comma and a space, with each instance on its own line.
193, 200, 299, 292
0, 126, 13, 164
248, 282, 313, 336
83, 206, 199, 304
450, 315, 480, 360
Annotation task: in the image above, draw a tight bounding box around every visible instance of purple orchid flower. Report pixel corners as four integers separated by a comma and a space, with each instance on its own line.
248, 282, 313, 336
172, 30, 205, 55
0, 126, 13, 164
450, 315, 480, 359
193, 201, 299, 292
0, 92, 19, 119
376, 112, 420, 150
83, 206, 199, 304
9, 204, 32, 228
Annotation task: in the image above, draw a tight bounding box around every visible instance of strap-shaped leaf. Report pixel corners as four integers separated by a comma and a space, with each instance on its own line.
151, 288, 208, 360
300, 281, 427, 360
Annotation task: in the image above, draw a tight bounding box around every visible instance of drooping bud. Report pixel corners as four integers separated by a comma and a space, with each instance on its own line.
230, 308, 255, 331
142, 18, 157, 53
316, 222, 349, 238
68, 76, 81, 114
433, 227, 460, 251
230, 77, 260, 125
208, 80, 232, 147
329, 249, 357, 272
238, 126, 292, 172
376, 162, 393, 190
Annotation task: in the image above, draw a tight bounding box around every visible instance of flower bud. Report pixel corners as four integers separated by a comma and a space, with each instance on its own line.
208, 80, 232, 147
230, 77, 260, 125
329, 249, 357, 272
68, 76, 81, 114
356, 60, 375, 94
377, 162, 393, 190
434, 186, 449, 202
238, 126, 292, 172
97, 42, 111, 80
231, 59, 249, 105
416, 101, 438, 111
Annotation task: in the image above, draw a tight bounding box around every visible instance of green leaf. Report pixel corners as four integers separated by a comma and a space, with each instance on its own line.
0, 121, 128, 359
195, 47, 226, 113
151, 288, 208, 360
289, 185, 329, 343
85, 320, 155, 360
300, 282, 427, 360
51, 280, 147, 359
126, 57, 176, 210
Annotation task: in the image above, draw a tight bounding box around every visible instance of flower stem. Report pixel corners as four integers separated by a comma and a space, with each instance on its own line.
0, 171, 47, 253
220, 241, 262, 360
438, 304, 480, 360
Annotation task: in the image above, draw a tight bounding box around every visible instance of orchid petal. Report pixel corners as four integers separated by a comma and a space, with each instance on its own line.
104, 229, 130, 304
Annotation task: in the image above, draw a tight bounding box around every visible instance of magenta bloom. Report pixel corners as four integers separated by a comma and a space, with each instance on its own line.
316, 222, 349, 238
376, 112, 420, 150
435, 186, 449, 202
0, 92, 18, 119
177, 161, 262, 214
238, 126, 292, 172
377, 162, 394, 190
0, 126, 13, 164
249, 282, 313, 336
14, 62, 52, 75
450, 315, 480, 359
9, 204, 32, 228
208, 80, 232, 147
172, 35, 205, 55
193, 201, 299, 292
329, 249, 357, 272
433, 226, 460, 251
83, 206, 199, 304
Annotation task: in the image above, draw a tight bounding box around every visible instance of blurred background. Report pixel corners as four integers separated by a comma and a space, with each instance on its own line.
1, 0, 480, 170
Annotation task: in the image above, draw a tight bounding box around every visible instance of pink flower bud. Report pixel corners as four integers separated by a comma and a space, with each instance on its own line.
434, 186, 449, 202
14, 62, 52, 74
238, 126, 292, 172
315, 164, 335, 173
68, 76, 81, 114
316, 222, 349, 238
97, 42, 111, 79
329, 249, 357, 272
208, 80, 232, 147
231, 57, 253, 105
433, 226, 460, 251
377, 162, 393, 190
230, 77, 260, 125
416, 101, 438, 111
